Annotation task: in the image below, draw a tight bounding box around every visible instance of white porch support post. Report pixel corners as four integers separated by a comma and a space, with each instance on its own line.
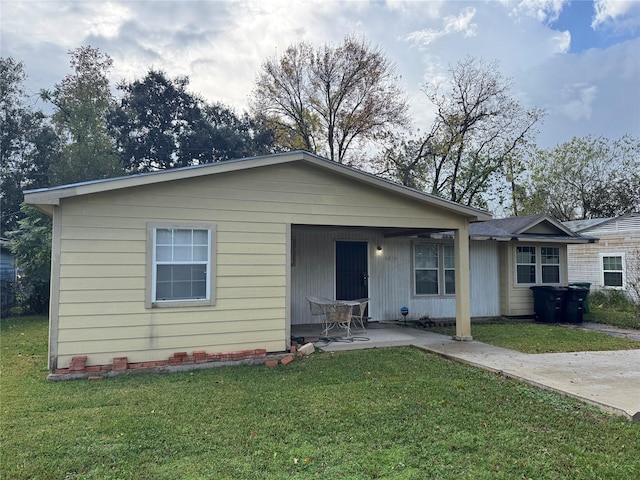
454, 222, 472, 341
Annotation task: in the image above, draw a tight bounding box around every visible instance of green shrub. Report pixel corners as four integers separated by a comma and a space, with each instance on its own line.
588, 289, 637, 312
586, 289, 640, 329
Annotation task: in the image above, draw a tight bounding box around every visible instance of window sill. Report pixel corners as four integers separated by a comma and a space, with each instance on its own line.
148, 298, 214, 309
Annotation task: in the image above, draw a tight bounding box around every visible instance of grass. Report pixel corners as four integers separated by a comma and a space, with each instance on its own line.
425, 321, 640, 353
585, 289, 640, 330
2, 316, 640, 480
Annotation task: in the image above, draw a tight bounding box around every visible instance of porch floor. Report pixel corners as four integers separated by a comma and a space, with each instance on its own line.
291, 321, 427, 351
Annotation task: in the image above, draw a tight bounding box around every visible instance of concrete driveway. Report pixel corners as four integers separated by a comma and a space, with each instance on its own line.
292, 323, 640, 421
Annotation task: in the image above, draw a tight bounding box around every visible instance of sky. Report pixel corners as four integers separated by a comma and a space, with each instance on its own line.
1, 0, 639, 149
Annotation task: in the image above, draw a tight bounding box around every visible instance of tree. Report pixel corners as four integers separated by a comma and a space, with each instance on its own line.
202, 103, 279, 161
1, 57, 59, 234
380, 56, 544, 209
41, 46, 123, 185
109, 70, 277, 172
518, 135, 640, 221
626, 248, 640, 307
251, 36, 409, 165
6, 205, 52, 314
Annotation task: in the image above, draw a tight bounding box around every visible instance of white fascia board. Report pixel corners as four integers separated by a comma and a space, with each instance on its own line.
513, 235, 597, 244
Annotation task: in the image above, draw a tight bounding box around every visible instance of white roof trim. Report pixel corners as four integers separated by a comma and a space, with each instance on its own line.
24, 151, 492, 221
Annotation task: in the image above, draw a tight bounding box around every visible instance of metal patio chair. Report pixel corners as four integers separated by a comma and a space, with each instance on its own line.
350, 298, 369, 332
306, 296, 332, 325
323, 302, 353, 338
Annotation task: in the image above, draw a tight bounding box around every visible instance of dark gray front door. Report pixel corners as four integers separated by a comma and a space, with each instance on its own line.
335, 241, 368, 301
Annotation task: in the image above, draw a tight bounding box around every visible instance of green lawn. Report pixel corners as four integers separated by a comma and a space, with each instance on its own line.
427, 321, 640, 353
2, 316, 640, 479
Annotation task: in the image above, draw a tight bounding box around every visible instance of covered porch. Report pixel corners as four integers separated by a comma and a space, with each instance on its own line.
288, 222, 476, 342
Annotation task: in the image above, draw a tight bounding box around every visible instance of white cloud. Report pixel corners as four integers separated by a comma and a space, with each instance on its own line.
559, 83, 599, 121
1, 1, 133, 47
518, 38, 639, 146
0, 0, 637, 150
402, 7, 477, 46
511, 0, 569, 23
592, 0, 640, 31
549, 30, 571, 53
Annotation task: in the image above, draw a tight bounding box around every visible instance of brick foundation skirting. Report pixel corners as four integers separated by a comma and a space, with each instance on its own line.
48, 347, 298, 381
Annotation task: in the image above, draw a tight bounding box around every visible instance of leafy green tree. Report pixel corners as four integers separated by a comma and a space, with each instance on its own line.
380, 56, 544, 209
251, 36, 409, 164
626, 247, 640, 307
202, 104, 279, 160
519, 135, 640, 220
7, 205, 52, 314
1, 57, 59, 234
41, 46, 123, 185
109, 69, 277, 172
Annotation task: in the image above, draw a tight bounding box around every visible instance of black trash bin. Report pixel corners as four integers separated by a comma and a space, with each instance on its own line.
569, 282, 591, 313
562, 286, 588, 323
530, 286, 563, 323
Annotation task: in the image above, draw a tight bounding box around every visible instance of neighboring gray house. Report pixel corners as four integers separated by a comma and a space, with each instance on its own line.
1, 238, 17, 317
564, 213, 640, 299
0, 238, 17, 282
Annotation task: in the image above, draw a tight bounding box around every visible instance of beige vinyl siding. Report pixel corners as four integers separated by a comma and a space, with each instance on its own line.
500, 241, 568, 316
54, 162, 468, 368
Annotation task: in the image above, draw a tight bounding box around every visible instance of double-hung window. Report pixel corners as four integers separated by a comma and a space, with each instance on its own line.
601, 254, 624, 288
414, 243, 455, 296
516, 246, 537, 284
443, 244, 456, 295
516, 245, 561, 285
541, 247, 560, 283
147, 223, 216, 307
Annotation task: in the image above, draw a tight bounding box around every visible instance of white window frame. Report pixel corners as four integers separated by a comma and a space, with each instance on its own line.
600, 253, 625, 289
413, 242, 456, 297
515, 246, 537, 284
443, 244, 456, 295
146, 222, 217, 308
515, 245, 562, 286
540, 246, 561, 284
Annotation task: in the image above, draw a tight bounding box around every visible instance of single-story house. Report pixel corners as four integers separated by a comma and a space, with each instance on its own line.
564, 213, 640, 299
25, 151, 490, 371
24, 151, 594, 372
